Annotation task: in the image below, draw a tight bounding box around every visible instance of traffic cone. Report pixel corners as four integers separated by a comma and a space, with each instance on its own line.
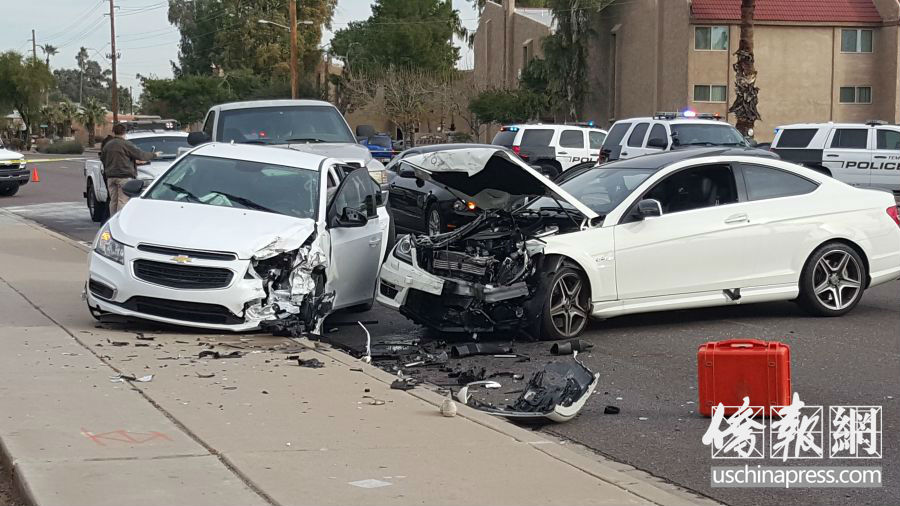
31, 167, 40, 183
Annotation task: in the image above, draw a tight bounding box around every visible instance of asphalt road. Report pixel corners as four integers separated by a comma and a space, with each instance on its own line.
2, 156, 898, 506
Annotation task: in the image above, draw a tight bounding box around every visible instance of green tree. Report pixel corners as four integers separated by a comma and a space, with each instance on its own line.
78, 98, 107, 146
330, 0, 465, 75
58, 100, 78, 137
140, 74, 237, 125
40, 103, 62, 138
468, 88, 542, 125
0, 52, 55, 148
40, 44, 59, 68
52, 47, 112, 106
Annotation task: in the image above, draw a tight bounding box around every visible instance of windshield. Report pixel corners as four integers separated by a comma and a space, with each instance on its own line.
492, 130, 517, 147
671, 124, 747, 147
129, 136, 189, 159
367, 135, 392, 148
145, 154, 320, 220
527, 167, 656, 216
217, 105, 355, 145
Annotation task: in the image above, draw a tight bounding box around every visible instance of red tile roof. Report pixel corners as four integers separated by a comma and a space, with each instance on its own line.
691, 0, 885, 24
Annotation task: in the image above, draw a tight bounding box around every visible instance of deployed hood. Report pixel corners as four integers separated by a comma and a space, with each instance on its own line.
281, 142, 373, 163
401, 148, 597, 219
111, 198, 315, 259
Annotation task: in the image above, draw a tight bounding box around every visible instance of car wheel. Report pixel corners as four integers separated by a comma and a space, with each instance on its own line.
798, 243, 866, 317
0, 182, 19, 197
539, 267, 590, 340
87, 182, 109, 222
425, 204, 444, 236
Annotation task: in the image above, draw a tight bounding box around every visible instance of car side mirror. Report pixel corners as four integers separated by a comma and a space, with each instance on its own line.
332, 206, 368, 228
647, 138, 668, 149
122, 179, 146, 197
398, 166, 416, 178
187, 131, 210, 146
635, 198, 662, 219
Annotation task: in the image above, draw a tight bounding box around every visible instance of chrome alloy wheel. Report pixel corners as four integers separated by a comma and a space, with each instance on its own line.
813, 249, 862, 311
548, 272, 589, 338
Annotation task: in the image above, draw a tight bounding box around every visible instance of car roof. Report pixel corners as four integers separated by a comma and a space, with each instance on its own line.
212, 99, 336, 111
502, 124, 607, 132
777, 122, 898, 129
399, 143, 513, 156
189, 142, 328, 171
600, 146, 775, 170
615, 117, 726, 125
126, 131, 189, 139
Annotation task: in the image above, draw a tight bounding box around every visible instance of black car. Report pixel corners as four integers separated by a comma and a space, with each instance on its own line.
386, 144, 513, 235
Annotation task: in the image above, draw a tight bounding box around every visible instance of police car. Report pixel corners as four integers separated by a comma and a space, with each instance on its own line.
491, 123, 608, 178
771, 121, 900, 194
599, 112, 772, 163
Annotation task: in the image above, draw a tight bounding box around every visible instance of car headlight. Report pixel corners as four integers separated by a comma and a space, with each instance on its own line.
393, 235, 413, 263
453, 200, 477, 212
18, 160, 26, 169
94, 224, 125, 264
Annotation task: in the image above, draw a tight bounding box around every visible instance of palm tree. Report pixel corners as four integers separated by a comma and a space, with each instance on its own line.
40, 104, 63, 139
58, 100, 78, 138
78, 98, 107, 146
40, 44, 59, 68
729, 0, 761, 135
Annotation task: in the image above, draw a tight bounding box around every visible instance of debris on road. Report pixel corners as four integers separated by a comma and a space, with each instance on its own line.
604, 405, 620, 415
550, 339, 593, 355
440, 395, 458, 417
450, 342, 513, 358
297, 357, 325, 368
390, 376, 419, 390
135, 333, 155, 341
198, 350, 243, 360
110, 374, 154, 383
195, 372, 215, 379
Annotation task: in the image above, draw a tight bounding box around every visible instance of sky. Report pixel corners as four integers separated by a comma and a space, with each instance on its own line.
0, 0, 480, 96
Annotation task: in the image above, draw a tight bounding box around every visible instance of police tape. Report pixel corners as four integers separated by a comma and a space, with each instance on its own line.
23, 157, 87, 163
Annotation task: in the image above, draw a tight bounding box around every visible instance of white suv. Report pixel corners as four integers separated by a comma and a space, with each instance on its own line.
771, 121, 900, 193
491, 123, 607, 178
599, 113, 761, 162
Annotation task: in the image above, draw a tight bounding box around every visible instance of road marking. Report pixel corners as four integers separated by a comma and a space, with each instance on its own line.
24, 157, 86, 163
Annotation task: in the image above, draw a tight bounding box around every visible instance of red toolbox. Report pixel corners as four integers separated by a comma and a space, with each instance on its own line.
698, 339, 791, 417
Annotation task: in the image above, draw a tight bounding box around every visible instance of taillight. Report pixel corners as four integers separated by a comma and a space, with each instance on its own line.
888, 206, 900, 227
513, 145, 520, 155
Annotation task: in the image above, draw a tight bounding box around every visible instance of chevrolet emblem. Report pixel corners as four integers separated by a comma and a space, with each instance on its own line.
171, 255, 192, 264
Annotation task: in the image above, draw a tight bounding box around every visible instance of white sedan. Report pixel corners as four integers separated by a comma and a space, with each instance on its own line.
377, 147, 900, 340
85, 142, 391, 332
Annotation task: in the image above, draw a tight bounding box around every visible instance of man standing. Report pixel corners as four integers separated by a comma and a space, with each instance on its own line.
100, 124, 158, 215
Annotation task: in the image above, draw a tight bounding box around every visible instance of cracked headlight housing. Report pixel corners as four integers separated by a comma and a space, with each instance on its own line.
94, 224, 125, 264
393, 235, 413, 264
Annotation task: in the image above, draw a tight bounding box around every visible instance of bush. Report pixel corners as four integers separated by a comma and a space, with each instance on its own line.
38, 140, 84, 155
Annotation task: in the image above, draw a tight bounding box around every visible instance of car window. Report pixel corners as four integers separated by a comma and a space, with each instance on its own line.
830, 129, 868, 149
560, 130, 585, 149
602, 122, 632, 150
647, 124, 668, 148
129, 136, 190, 159
528, 167, 657, 216
202, 111, 215, 138
492, 130, 517, 147
670, 124, 747, 147
627, 123, 649, 147
329, 168, 379, 219
521, 129, 554, 147
145, 154, 320, 220
775, 128, 817, 148
644, 164, 738, 214
589, 131, 606, 149
877, 129, 900, 150
741, 164, 818, 200
217, 105, 355, 144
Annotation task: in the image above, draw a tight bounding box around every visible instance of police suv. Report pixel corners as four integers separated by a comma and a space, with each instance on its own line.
599, 112, 770, 163
771, 121, 900, 194
491, 123, 608, 178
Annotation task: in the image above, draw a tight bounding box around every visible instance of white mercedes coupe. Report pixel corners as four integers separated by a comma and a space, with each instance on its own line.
377, 146, 900, 340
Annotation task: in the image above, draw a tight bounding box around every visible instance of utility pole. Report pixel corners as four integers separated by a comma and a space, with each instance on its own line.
289, 0, 299, 99
108, 0, 119, 123
31, 29, 37, 62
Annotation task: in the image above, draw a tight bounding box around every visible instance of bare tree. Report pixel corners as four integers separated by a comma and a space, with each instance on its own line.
729, 0, 761, 135
449, 72, 489, 142
381, 67, 439, 148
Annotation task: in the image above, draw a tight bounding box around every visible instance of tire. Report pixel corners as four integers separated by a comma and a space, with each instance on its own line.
425, 203, 444, 236
537, 162, 560, 179
798, 242, 866, 317
0, 182, 19, 197
87, 181, 109, 222
538, 266, 591, 340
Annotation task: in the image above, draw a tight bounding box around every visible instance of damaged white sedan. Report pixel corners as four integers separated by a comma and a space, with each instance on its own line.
377, 147, 900, 340
85, 143, 391, 332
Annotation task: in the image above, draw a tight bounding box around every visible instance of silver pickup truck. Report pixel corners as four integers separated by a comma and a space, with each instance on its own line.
83, 130, 189, 221
186, 99, 387, 187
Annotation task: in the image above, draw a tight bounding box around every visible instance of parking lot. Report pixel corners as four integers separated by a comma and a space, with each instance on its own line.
1, 155, 896, 506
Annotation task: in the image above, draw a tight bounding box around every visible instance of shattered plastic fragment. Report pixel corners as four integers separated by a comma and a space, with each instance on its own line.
297, 357, 325, 368
550, 339, 594, 356
198, 350, 243, 360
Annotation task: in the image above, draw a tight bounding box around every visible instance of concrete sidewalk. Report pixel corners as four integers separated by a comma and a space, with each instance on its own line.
0, 210, 707, 506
